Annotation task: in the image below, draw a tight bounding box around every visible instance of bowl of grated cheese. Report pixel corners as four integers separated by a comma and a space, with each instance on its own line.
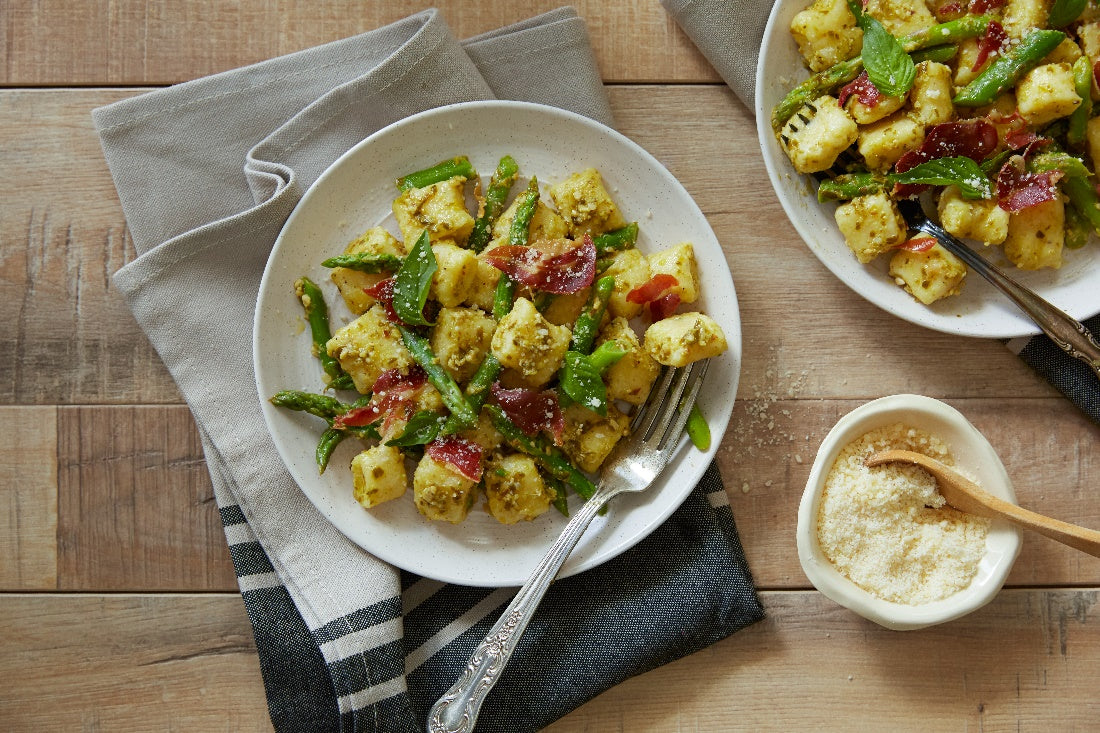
797, 394, 1022, 630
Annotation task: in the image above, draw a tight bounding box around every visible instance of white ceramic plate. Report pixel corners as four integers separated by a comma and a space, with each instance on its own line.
254, 101, 741, 587
755, 0, 1100, 339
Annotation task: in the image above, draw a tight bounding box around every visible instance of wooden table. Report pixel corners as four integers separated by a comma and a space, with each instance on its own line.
3, 1, 1098, 730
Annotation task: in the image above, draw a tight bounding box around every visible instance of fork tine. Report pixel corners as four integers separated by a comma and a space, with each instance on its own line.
657, 360, 709, 451
642, 365, 693, 441
630, 365, 677, 436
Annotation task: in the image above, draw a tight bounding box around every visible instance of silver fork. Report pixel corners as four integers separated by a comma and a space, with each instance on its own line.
426, 359, 710, 733
897, 198, 1100, 380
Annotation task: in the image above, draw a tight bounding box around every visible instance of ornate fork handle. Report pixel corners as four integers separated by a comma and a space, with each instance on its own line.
426, 486, 616, 733
913, 217, 1100, 379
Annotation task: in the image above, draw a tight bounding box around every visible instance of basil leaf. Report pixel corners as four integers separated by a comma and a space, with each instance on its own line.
392, 230, 437, 326
1048, 0, 1087, 27
559, 351, 609, 416
385, 411, 444, 447
320, 252, 402, 273
887, 157, 993, 199
847, 0, 916, 97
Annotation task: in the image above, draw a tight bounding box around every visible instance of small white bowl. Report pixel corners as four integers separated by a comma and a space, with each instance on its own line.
797, 394, 1022, 630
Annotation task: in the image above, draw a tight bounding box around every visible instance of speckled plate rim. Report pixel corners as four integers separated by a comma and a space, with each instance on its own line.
253, 100, 742, 587
755, 0, 1100, 339
796, 394, 1022, 630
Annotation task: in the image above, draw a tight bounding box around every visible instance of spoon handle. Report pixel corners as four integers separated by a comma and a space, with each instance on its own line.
912, 218, 1100, 380
968, 489, 1100, 558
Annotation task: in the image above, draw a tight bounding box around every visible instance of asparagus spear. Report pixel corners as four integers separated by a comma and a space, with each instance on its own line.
570, 275, 615, 354
294, 277, 353, 391
319, 253, 402, 273
954, 29, 1066, 107
396, 325, 477, 427
468, 155, 519, 253
591, 222, 639, 257
486, 404, 597, 499
493, 176, 541, 319
396, 155, 477, 191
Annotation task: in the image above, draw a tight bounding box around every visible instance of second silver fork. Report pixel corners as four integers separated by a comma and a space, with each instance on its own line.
426, 359, 710, 733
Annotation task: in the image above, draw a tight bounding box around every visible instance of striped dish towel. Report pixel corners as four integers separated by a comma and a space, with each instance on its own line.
95, 8, 764, 732
664, 0, 1100, 426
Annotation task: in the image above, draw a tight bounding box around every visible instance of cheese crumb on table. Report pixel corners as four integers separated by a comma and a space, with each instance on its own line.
816, 424, 990, 605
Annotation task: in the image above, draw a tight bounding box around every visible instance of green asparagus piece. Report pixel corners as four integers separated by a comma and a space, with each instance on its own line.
1068, 56, 1093, 147
816, 172, 886, 202
320, 253, 402, 273
1064, 204, 1091, 250
440, 353, 503, 435
685, 403, 710, 451
1061, 176, 1100, 236
543, 472, 570, 517
269, 390, 347, 420
771, 16, 991, 131
595, 256, 615, 273
294, 277, 353, 391
909, 44, 958, 65
591, 222, 639, 257
468, 155, 520, 253
570, 275, 615, 354
587, 340, 627, 373
493, 273, 517, 320
1030, 146, 1100, 236
316, 428, 347, 474
954, 29, 1066, 107
397, 325, 477, 427
508, 177, 540, 246
396, 155, 477, 191
487, 404, 598, 499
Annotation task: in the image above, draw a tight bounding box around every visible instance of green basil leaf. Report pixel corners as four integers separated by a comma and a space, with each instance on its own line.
559, 351, 608, 416
385, 410, 445, 447
887, 156, 993, 199
848, 0, 916, 97
1048, 0, 1087, 27
392, 230, 437, 326
320, 253, 402, 273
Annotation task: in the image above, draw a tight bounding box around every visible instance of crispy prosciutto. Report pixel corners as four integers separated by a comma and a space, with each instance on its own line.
626, 273, 681, 320
484, 235, 596, 294
333, 367, 428, 435
363, 276, 401, 323
838, 71, 882, 108
973, 21, 1007, 72
489, 382, 565, 443
996, 157, 1062, 213
426, 435, 483, 482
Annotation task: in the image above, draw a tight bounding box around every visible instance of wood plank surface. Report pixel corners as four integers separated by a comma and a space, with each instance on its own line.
0, 407, 57, 589
0, 0, 718, 86
2, 589, 1097, 731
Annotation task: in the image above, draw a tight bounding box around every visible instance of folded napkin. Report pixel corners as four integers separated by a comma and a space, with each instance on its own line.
664, 0, 1100, 426
94, 8, 764, 732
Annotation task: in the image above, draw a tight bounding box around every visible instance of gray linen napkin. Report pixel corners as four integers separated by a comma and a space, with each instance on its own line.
94, 8, 763, 732
664, 0, 1100, 425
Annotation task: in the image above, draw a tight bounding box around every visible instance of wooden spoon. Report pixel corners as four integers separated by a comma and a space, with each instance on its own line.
865, 449, 1100, 559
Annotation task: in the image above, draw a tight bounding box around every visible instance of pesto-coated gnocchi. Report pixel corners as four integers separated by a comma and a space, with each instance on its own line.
775, 0, 1098, 305
272, 154, 726, 526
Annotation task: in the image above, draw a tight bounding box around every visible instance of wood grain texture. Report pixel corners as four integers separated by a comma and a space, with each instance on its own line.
2, 590, 1096, 731
0, 593, 271, 732
56, 405, 237, 590
0, 0, 719, 86
0, 407, 57, 589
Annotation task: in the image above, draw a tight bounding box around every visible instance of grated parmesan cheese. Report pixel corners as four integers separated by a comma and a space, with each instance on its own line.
816, 424, 990, 605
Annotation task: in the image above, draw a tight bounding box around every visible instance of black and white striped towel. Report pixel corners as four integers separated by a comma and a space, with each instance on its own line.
664, 0, 1100, 428
95, 8, 764, 731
